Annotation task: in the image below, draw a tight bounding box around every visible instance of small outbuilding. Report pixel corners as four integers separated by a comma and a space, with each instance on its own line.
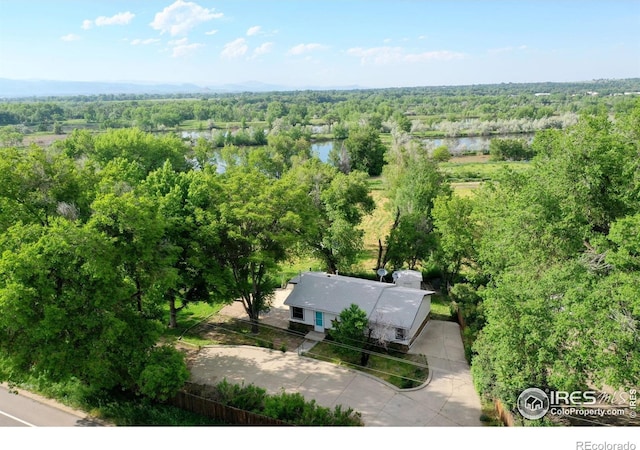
283, 271, 434, 351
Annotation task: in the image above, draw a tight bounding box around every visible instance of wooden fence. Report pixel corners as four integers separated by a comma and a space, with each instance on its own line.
493, 398, 516, 427
170, 390, 290, 426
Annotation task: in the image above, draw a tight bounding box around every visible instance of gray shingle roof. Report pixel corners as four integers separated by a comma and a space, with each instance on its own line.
284, 272, 434, 326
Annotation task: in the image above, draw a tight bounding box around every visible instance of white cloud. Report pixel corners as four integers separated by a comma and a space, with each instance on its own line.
150, 0, 223, 36
221, 38, 248, 59
205, 29, 218, 35
287, 43, 329, 55
61, 34, 81, 42
488, 45, 528, 55
131, 38, 160, 46
169, 38, 189, 46
95, 12, 135, 26
246, 26, 261, 36
172, 42, 203, 57
82, 12, 134, 29
253, 42, 274, 57
165, 37, 203, 57
347, 46, 465, 65
405, 50, 465, 62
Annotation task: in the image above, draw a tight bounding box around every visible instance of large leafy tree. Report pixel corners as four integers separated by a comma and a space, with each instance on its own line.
381, 154, 451, 270
0, 145, 95, 228
91, 127, 190, 174
88, 191, 177, 318
341, 125, 387, 176
284, 158, 374, 273
0, 220, 166, 393
140, 162, 230, 328
217, 167, 303, 332
432, 194, 477, 289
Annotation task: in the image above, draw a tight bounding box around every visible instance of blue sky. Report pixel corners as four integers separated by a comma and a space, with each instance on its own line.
0, 0, 638, 88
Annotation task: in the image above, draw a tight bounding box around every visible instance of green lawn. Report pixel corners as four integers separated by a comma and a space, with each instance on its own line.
303, 340, 429, 389
430, 293, 455, 321
161, 301, 226, 346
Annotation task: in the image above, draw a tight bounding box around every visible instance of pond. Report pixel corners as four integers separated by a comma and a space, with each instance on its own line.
311, 134, 535, 161
183, 131, 535, 164
311, 140, 339, 162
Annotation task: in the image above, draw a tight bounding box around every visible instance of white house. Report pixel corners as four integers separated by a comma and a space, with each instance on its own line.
283, 271, 434, 350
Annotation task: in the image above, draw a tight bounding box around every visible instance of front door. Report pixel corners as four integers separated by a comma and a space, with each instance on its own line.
314, 311, 324, 332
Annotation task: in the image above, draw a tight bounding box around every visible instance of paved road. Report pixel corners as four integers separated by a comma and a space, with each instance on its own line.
189, 319, 483, 426
0, 385, 101, 427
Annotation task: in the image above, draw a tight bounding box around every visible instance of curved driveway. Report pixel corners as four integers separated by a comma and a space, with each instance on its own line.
189, 319, 483, 426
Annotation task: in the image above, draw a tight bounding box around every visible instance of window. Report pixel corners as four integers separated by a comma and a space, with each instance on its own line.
395, 328, 406, 340
292, 307, 304, 320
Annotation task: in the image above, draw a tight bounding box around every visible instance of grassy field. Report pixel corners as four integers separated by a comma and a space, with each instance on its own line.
357, 177, 395, 270
440, 156, 530, 182
451, 181, 483, 198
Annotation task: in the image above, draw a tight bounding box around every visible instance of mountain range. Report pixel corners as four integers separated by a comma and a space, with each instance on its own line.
0, 78, 364, 98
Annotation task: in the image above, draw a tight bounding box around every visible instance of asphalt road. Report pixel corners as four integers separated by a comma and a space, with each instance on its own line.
0, 385, 101, 427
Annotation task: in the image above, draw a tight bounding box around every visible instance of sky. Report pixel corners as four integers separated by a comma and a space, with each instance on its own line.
0, 0, 639, 89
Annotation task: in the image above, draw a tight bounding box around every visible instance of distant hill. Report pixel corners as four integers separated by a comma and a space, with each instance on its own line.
0, 78, 365, 98
0, 79, 211, 98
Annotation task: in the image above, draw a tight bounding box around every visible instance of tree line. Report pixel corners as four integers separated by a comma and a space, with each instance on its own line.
1, 79, 637, 136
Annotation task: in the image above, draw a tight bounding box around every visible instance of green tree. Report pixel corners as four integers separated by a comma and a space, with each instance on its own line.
489, 138, 532, 161
432, 194, 477, 289
470, 110, 640, 414
92, 128, 189, 173
431, 145, 451, 162
88, 191, 177, 317
53, 128, 95, 159
137, 345, 190, 401
343, 125, 387, 176
141, 162, 230, 328
381, 155, 451, 270
329, 304, 373, 366
0, 125, 24, 147
0, 145, 94, 227
332, 123, 349, 140
0, 220, 164, 392
217, 167, 303, 332
284, 159, 374, 273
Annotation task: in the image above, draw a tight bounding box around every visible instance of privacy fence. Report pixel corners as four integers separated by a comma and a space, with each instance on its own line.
170, 387, 289, 426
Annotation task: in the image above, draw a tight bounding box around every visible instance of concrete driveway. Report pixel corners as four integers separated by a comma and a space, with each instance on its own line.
188, 318, 483, 427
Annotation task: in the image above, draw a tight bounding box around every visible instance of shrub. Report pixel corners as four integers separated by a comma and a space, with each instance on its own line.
213, 379, 266, 412
137, 345, 190, 402
212, 380, 363, 426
